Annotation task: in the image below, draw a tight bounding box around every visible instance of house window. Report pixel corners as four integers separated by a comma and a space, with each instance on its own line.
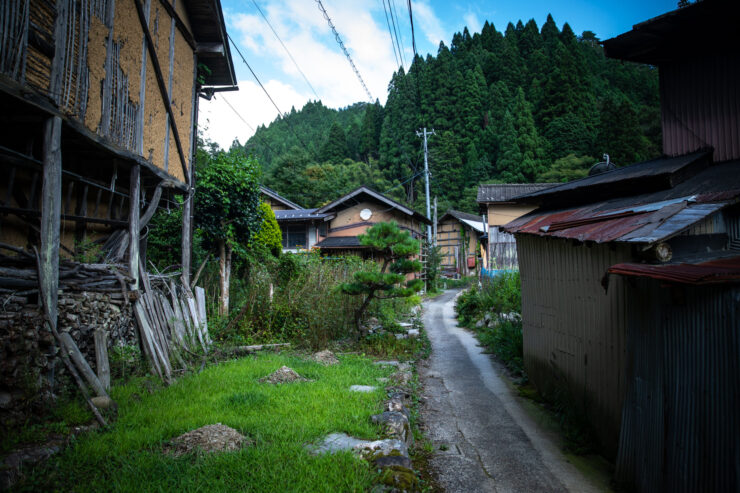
318, 222, 328, 237
282, 224, 306, 249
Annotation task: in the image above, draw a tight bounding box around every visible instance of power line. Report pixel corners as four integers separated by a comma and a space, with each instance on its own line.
314, 0, 374, 102
407, 0, 417, 57
219, 94, 281, 157
389, 0, 406, 68
249, 0, 321, 101
228, 33, 317, 160
381, 0, 401, 68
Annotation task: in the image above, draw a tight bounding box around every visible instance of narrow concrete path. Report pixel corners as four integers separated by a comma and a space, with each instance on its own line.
420, 290, 603, 493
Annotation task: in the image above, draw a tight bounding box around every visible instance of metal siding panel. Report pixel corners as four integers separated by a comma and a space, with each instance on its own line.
517, 235, 631, 455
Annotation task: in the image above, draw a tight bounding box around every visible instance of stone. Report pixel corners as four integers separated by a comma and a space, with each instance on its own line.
397, 322, 413, 328
367, 317, 380, 327
259, 366, 309, 384
475, 319, 485, 329
312, 349, 340, 366
391, 371, 412, 386
379, 467, 418, 491
373, 454, 413, 470
374, 360, 400, 367
91, 396, 114, 409
394, 333, 407, 340
309, 432, 408, 459
350, 385, 377, 393
407, 329, 419, 338
164, 424, 251, 456
484, 312, 492, 323
371, 411, 413, 447
376, 377, 389, 383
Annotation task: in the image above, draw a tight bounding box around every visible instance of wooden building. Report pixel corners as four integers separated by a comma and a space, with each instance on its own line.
504, 2, 740, 489
313, 186, 430, 256
436, 210, 485, 277
0, 0, 236, 414
476, 183, 555, 270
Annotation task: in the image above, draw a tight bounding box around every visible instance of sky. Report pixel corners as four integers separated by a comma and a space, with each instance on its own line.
199, 0, 678, 149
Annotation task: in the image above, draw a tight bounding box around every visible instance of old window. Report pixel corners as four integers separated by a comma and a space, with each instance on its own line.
282, 224, 306, 249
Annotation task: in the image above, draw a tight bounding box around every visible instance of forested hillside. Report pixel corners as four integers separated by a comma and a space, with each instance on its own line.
238, 15, 661, 212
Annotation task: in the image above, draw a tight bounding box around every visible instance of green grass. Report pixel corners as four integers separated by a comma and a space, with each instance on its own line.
12, 352, 393, 492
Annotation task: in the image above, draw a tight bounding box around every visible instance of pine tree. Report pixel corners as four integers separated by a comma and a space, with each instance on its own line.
319, 122, 349, 163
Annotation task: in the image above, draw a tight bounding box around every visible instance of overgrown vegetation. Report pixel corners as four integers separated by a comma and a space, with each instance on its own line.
455, 271, 523, 375
10, 353, 393, 492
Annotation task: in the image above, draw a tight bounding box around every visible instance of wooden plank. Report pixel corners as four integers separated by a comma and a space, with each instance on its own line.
60, 332, 109, 398
181, 189, 192, 286
139, 181, 172, 230
195, 286, 210, 344
40, 116, 62, 326
128, 165, 140, 289
186, 295, 206, 351
133, 299, 163, 379
94, 329, 111, 392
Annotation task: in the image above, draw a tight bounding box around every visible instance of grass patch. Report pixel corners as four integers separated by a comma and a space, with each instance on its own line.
11, 352, 393, 492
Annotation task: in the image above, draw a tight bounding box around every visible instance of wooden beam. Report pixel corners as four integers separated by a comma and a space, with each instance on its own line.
133, 0, 190, 183
94, 329, 111, 392
40, 116, 62, 326
129, 164, 141, 290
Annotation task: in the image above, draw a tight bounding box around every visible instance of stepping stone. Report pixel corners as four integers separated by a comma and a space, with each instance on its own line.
377, 377, 389, 383
398, 322, 413, 328
309, 432, 408, 458
350, 385, 377, 393
374, 360, 400, 367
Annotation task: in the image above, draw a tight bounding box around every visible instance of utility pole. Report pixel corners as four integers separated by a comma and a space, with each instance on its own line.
416, 127, 435, 242
433, 196, 438, 246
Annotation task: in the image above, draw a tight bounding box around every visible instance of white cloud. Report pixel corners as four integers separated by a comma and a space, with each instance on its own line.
199, 79, 309, 149
463, 11, 481, 34
200, 0, 419, 147
411, 0, 446, 46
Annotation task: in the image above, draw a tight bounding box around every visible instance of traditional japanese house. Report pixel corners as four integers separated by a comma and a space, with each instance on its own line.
0, 0, 236, 414
313, 186, 430, 257
260, 186, 333, 252
503, 2, 740, 490
476, 183, 555, 270
436, 210, 485, 277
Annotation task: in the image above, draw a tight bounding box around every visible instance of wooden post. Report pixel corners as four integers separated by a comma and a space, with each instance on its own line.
40, 116, 62, 326
94, 329, 111, 392
129, 164, 140, 289
181, 187, 192, 286
60, 332, 109, 398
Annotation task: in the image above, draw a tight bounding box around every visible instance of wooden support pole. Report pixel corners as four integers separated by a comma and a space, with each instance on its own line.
60, 332, 109, 398
129, 164, 140, 289
181, 188, 192, 286
40, 116, 62, 325
94, 329, 111, 392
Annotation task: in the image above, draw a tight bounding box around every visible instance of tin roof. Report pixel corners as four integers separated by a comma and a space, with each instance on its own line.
503, 159, 740, 245
608, 255, 740, 285
273, 209, 332, 222
314, 236, 364, 249
477, 183, 558, 203
512, 150, 712, 208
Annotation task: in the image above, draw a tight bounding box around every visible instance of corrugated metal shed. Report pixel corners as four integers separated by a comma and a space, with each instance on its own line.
615, 279, 740, 492
476, 183, 557, 203
517, 235, 632, 455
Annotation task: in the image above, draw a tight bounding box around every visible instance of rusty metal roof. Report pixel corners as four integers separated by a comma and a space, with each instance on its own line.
608, 255, 740, 285
503, 159, 740, 245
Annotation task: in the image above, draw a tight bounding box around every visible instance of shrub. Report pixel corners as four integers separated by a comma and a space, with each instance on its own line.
251, 201, 282, 257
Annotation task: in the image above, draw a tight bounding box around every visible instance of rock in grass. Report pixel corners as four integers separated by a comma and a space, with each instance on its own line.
312, 349, 340, 365
371, 411, 413, 447
260, 366, 309, 384
309, 432, 409, 459
91, 396, 114, 409
164, 424, 251, 456
350, 385, 377, 393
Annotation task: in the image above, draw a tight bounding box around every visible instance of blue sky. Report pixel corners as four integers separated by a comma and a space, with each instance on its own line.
200, 0, 678, 148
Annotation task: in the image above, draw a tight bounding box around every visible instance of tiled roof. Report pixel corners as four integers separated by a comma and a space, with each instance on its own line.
273, 209, 331, 221
260, 186, 303, 210
477, 183, 558, 203
314, 236, 364, 248
316, 186, 432, 225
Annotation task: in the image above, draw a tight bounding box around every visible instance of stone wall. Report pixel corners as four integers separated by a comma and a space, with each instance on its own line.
0, 291, 135, 423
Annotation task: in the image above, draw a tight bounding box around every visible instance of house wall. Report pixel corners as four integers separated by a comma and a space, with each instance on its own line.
616, 279, 740, 493
487, 204, 538, 227
437, 218, 477, 275
660, 52, 740, 163
485, 203, 537, 270
516, 235, 633, 456
0, 0, 196, 182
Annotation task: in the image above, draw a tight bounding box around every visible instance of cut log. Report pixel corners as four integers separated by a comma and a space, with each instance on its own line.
60, 332, 109, 398
94, 329, 110, 392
